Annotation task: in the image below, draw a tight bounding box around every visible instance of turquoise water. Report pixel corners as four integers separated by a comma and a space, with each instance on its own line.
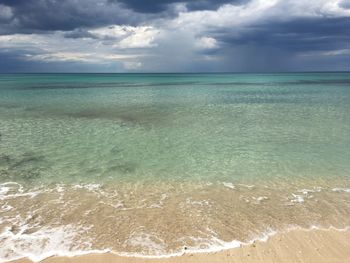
1, 73, 350, 261
1, 73, 350, 184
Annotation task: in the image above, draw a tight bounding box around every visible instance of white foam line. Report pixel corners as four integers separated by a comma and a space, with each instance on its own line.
0, 182, 43, 200
332, 188, 350, 193
0, 182, 22, 187
100, 225, 350, 259
113, 225, 350, 259
4, 225, 349, 263
0, 191, 41, 200
2, 249, 111, 263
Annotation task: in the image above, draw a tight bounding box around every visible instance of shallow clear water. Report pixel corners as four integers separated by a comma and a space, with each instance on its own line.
0, 73, 350, 261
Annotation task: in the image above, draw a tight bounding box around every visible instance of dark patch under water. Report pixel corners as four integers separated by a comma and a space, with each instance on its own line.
13, 81, 202, 90
0, 152, 48, 181
50, 106, 172, 126
108, 163, 137, 174
9, 152, 46, 169
0, 103, 21, 109
216, 93, 310, 105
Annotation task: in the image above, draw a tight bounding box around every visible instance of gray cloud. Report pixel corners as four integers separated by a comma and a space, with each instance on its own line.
0, 0, 350, 72
0, 0, 249, 34
0, 49, 124, 73
213, 17, 350, 52
0, 0, 141, 34
111, 0, 246, 13
340, 0, 350, 8
63, 29, 98, 39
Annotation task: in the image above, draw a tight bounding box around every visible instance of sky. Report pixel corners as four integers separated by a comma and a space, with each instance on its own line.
0, 0, 350, 72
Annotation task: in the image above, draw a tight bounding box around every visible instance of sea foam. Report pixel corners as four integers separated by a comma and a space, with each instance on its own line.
332, 188, 350, 193
0, 224, 95, 262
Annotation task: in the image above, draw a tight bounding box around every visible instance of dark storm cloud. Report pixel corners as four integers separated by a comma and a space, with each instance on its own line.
196, 16, 350, 72
111, 0, 246, 13
63, 29, 98, 39
213, 17, 350, 52
0, 0, 141, 34
185, 0, 246, 11
0, 0, 248, 34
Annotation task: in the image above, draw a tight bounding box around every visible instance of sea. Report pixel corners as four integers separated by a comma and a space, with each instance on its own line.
0, 73, 350, 262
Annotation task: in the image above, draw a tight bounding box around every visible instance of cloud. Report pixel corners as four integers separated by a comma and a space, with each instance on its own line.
0, 49, 125, 72
341, 0, 350, 8
0, 0, 350, 72
0, 31, 149, 69
195, 37, 218, 50
117, 27, 159, 48
0, 0, 250, 34
214, 17, 350, 51
63, 29, 98, 39
109, 0, 247, 13
0, 4, 13, 22
88, 25, 160, 48
0, 0, 141, 34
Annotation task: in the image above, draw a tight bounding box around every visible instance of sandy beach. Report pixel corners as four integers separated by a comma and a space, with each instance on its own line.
11, 228, 350, 263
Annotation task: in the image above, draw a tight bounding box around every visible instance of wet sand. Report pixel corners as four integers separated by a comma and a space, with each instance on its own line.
12, 228, 350, 263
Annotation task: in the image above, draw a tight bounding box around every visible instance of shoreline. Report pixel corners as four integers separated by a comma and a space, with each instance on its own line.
10, 227, 350, 263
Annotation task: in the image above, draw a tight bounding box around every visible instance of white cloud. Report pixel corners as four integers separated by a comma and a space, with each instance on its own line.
25, 52, 98, 63
25, 52, 141, 63
169, 0, 350, 33
117, 27, 159, 48
171, 0, 279, 30
0, 32, 148, 66
89, 25, 160, 48
195, 37, 218, 49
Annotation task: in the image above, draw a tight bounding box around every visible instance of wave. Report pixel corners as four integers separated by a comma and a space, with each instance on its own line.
1, 224, 349, 262
1, 181, 350, 262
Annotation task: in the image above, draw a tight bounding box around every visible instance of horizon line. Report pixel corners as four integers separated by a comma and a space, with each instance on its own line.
1, 71, 350, 74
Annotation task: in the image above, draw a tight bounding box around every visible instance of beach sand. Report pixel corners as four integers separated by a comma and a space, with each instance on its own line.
12, 228, 350, 263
